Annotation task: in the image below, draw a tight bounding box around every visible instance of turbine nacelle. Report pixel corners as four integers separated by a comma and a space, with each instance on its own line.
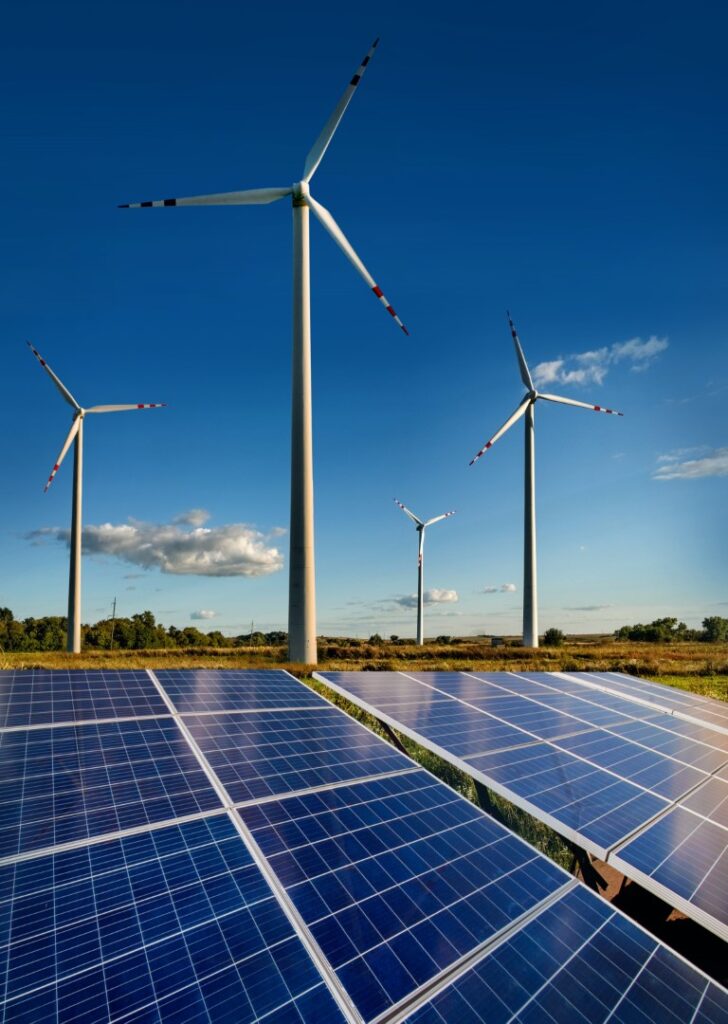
292, 181, 310, 202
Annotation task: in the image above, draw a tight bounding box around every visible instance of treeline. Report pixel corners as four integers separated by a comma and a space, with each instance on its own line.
0, 608, 286, 652
614, 616, 728, 643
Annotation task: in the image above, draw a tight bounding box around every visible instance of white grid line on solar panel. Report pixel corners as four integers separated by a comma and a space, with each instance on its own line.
237, 769, 574, 1024
412, 670, 728, 781
0, 712, 176, 735
464, 671, 728, 760
0, 670, 169, 728
152, 668, 330, 714
0, 814, 346, 1024
325, 671, 715, 805
180, 708, 414, 805
559, 672, 728, 736
313, 673, 669, 860
400, 884, 728, 1024
0, 718, 223, 861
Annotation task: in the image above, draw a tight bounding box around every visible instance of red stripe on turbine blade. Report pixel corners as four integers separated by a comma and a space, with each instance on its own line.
594, 405, 601, 411
372, 286, 384, 298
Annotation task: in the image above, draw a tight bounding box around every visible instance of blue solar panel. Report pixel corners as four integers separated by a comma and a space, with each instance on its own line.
183, 708, 413, 805
0, 815, 345, 1023
238, 769, 569, 1022
0, 719, 223, 858
154, 669, 329, 714
0, 670, 168, 728
466, 744, 667, 855
407, 885, 728, 1024
567, 672, 728, 733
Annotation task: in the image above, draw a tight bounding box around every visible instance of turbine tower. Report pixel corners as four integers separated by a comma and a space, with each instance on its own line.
119, 39, 407, 665
28, 343, 165, 654
394, 499, 456, 646
469, 314, 622, 648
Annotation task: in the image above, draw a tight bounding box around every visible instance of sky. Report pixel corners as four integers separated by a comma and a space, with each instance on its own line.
2, 0, 726, 639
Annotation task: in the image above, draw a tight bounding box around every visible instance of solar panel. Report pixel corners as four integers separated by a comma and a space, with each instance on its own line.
154, 669, 330, 714
564, 672, 728, 735
238, 768, 570, 1021
0, 669, 168, 729
3, 668, 726, 1023
182, 707, 415, 804
0, 718, 223, 859
406, 885, 728, 1024
316, 671, 728, 942
0, 814, 346, 1023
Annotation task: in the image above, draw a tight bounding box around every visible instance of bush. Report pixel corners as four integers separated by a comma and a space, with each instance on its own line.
543, 628, 565, 647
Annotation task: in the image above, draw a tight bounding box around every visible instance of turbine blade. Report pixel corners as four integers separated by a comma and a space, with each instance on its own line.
86, 403, 167, 413
118, 186, 292, 209
27, 342, 80, 410
470, 395, 531, 466
307, 195, 409, 334
538, 393, 624, 416
44, 417, 80, 492
424, 510, 456, 527
303, 38, 380, 183
394, 499, 423, 527
507, 312, 533, 391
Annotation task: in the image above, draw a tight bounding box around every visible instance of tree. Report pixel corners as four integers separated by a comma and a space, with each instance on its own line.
702, 616, 728, 643
543, 628, 565, 647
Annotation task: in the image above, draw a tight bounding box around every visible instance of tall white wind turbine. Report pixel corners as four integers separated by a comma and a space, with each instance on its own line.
469, 314, 623, 648
119, 39, 407, 665
394, 499, 456, 646
28, 343, 165, 654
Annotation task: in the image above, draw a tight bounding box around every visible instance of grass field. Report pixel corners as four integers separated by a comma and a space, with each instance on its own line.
2, 639, 727, 699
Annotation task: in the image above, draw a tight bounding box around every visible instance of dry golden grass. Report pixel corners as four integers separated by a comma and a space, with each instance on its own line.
2, 639, 726, 695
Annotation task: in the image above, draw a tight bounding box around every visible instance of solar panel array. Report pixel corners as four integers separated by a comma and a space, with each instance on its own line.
316, 670, 728, 944
1, 668, 726, 1024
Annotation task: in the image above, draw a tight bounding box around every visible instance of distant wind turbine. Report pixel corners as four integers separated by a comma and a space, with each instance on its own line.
119, 39, 407, 665
469, 314, 623, 648
394, 499, 456, 646
28, 343, 165, 653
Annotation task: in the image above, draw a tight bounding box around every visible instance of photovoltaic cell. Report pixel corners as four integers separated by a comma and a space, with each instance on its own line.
238, 770, 569, 1022
0, 815, 345, 1023
0, 670, 168, 729
154, 669, 329, 715
407, 885, 728, 1024
0, 719, 222, 859
183, 708, 413, 804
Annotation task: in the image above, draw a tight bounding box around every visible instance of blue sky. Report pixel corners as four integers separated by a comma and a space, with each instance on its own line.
2, 0, 726, 638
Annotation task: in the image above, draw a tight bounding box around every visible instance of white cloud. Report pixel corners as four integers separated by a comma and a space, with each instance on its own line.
174, 509, 211, 527
483, 583, 517, 593
27, 514, 285, 577
532, 335, 667, 389
191, 610, 216, 620
653, 447, 728, 481
395, 588, 459, 608
564, 604, 611, 611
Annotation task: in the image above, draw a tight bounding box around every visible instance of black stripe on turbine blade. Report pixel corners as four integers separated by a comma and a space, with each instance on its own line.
163, 198, 177, 206
350, 74, 361, 85
118, 204, 130, 209
141, 201, 153, 207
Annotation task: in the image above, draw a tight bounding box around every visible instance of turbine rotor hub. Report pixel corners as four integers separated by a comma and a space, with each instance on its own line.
292, 180, 310, 202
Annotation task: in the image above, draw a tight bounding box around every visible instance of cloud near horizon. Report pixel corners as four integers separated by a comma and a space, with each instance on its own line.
27, 514, 285, 577
653, 447, 728, 481
484, 583, 517, 593
394, 588, 459, 609
191, 610, 217, 620
532, 335, 668, 389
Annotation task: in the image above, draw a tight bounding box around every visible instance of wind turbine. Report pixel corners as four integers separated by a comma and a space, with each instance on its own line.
394, 500, 456, 646
119, 39, 408, 665
469, 314, 623, 648
28, 343, 165, 654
